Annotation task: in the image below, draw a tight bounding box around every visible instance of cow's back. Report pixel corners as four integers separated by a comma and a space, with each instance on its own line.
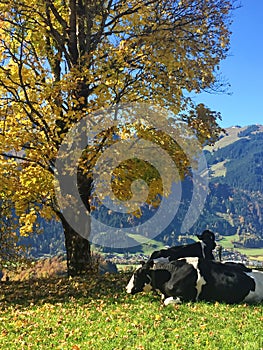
197, 260, 256, 303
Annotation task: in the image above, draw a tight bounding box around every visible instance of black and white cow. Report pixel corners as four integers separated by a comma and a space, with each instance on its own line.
150, 230, 216, 262
126, 257, 263, 305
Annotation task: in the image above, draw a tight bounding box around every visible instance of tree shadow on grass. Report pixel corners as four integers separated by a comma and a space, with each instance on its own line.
0, 272, 132, 308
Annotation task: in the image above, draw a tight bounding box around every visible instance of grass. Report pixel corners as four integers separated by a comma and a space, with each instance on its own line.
210, 160, 228, 178
0, 273, 263, 349
235, 248, 263, 261
219, 234, 263, 259
204, 126, 248, 152
127, 234, 164, 255
219, 234, 240, 249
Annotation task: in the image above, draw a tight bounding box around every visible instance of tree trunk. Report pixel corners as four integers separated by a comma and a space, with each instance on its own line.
55, 136, 93, 277
61, 216, 92, 277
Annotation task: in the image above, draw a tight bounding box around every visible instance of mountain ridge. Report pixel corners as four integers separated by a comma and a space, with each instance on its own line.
18, 124, 263, 259
195, 124, 263, 253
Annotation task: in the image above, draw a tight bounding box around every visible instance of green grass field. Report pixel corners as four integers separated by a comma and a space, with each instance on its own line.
0, 273, 263, 350
118, 232, 263, 261
210, 160, 228, 178
219, 234, 263, 260
127, 234, 164, 256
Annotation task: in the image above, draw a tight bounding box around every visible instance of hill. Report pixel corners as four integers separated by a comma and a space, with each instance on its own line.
195, 124, 263, 251
133, 124, 263, 256
17, 125, 263, 260
205, 124, 263, 192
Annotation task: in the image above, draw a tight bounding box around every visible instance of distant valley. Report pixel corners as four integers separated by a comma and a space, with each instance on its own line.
21, 124, 263, 261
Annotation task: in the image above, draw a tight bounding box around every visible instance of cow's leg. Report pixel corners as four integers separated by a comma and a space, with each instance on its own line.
163, 296, 182, 306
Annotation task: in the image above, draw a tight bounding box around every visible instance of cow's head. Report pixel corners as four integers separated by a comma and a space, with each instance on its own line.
126, 260, 154, 295
196, 230, 216, 250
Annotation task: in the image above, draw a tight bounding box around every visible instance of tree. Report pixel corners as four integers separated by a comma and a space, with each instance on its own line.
0, 204, 15, 266
0, 0, 235, 275
0, 196, 25, 268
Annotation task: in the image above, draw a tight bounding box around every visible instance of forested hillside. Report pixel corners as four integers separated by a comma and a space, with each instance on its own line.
130, 124, 263, 250
195, 125, 263, 248
206, 125, 263, 192
19, 125, 263, 257
18, 218, 65, 258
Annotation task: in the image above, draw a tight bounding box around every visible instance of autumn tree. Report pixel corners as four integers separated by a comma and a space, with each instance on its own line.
0, 200, 18, 268
0, 185, 26, 268
0, 0, 236, 276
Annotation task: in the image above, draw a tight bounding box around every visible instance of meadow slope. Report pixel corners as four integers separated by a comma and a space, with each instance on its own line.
0, 273, 263, 350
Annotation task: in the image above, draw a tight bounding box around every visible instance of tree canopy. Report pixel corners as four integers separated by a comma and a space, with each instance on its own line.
0, 0, 236, 273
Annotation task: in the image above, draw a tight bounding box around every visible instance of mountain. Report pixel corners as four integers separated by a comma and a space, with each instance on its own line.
19, 124, 263, 258
205, 124, 263, 192
193, 124, 263, 248
138, 124, 263, 255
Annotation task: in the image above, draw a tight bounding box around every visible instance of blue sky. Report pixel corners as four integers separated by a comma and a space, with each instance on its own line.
193, 0, 263, 128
